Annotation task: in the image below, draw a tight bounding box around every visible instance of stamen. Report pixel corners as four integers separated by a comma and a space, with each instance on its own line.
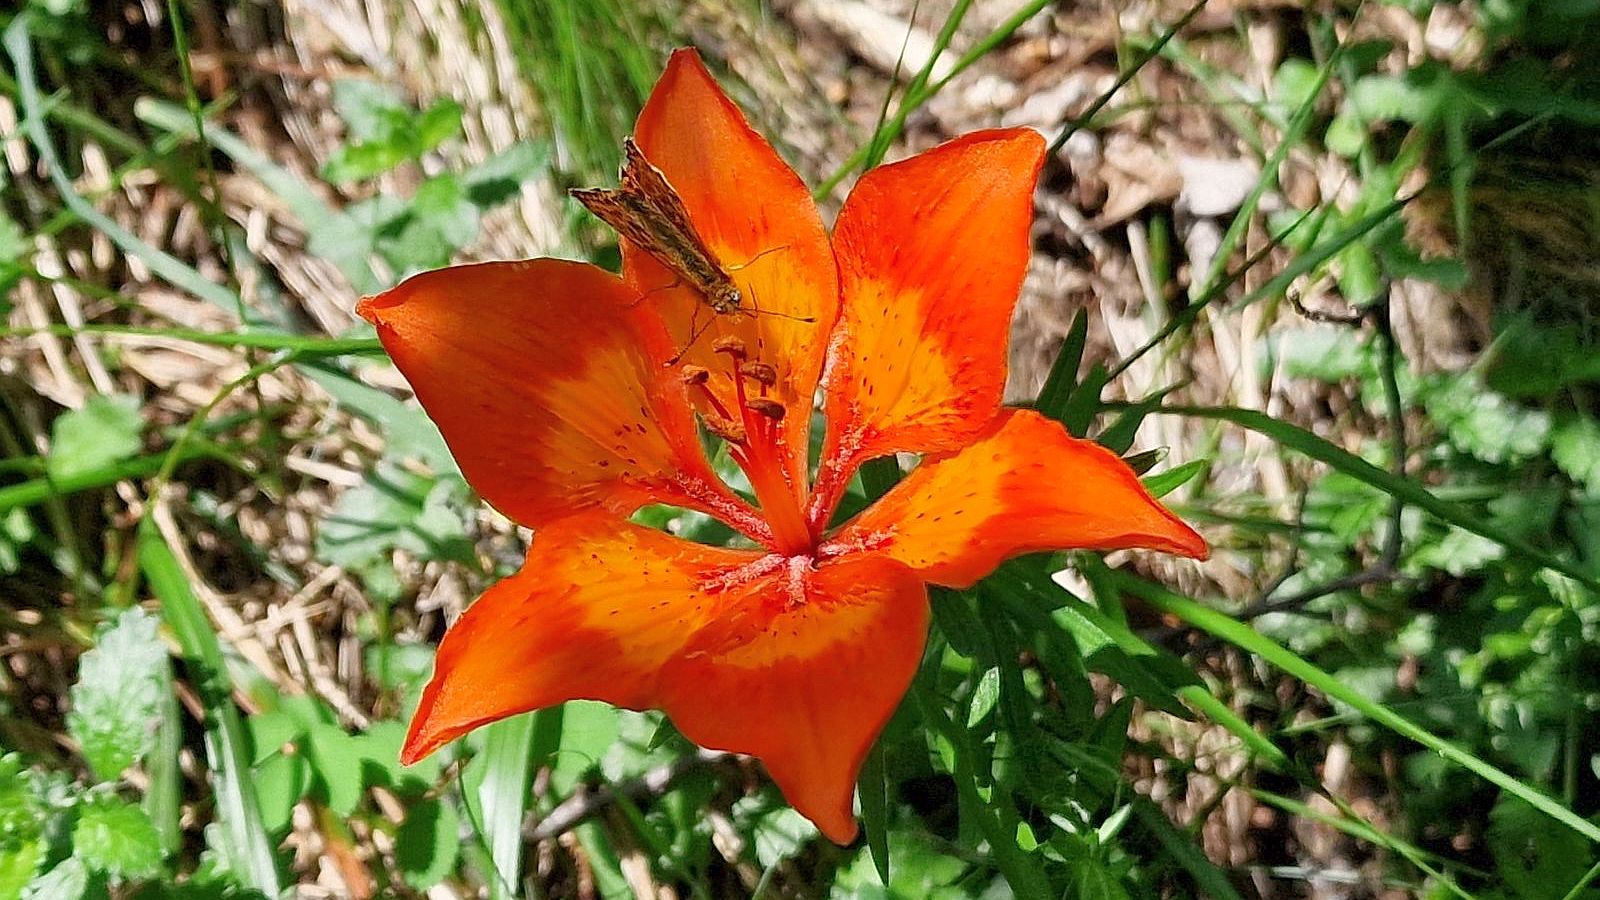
746, 398, 785, 421
712, 336, 747, 359
702, 415, 747, 444
739, 362, 777, 387
680, 365, 711, 386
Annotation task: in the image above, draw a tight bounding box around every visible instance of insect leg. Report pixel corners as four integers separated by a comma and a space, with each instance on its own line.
725, 243, 791, 272
626, 275, 684, 308
667, 304, 718, 366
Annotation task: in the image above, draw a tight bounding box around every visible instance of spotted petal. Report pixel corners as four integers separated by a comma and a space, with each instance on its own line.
627, 48, 838, 498
827, 409, 1208, 587
811, 129, 1045, 526
402, 514, 927, 844
359, 260, 767, 540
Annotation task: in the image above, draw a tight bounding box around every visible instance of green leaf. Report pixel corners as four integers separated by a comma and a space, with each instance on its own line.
1061, 364, 1108, 437
0, 755, 49, 847
465, 713, 538, 900
72, 795, 163, 879
331, 80, 408, 143
251, 751, 308, 835
305, 723, 365, 817
47, 395, 143, 482
549, 702, 619, 795
1143, 458, 1207, 498
1488, 795, 1591, 899
414, 100, 464, 154
0, 508, 34, 574
1271, 326, 1376, 383
856, 745, 891, 886
1075, 855, 1133, 900
0, 838, 44, 900
1035, 310, 1089, 420
322, 141, 412, 184
756, 811, 819, 868
462, 141, 548, 207
316, 462, 472, 569
410, 175, 479, 250
1120, 447, 1166, 476
22, 858, 87, 900
395, 797, 459, 890
1552, 415, 1600, 494
67, 608, 168, 781
1423, 376, 1551, 464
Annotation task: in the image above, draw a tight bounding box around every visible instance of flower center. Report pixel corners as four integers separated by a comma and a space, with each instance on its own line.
683, 340, 815, 556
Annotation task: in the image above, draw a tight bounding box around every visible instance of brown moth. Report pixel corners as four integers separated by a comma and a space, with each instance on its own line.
571, 138, 744, 314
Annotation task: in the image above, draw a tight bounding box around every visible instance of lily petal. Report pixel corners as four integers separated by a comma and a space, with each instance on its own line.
402, 512, 928, 845
400, 513, 765, 765
827, 410, 1208, 588
359, 260, 767, 539
660, 552, 927, 844
812, 129, 1045, 526
629, 48, 838, 495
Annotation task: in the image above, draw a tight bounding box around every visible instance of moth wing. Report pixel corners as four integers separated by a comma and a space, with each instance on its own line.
569, 186, 680, 265
618, 140, 706, 245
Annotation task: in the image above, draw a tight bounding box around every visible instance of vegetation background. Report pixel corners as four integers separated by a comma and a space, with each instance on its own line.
1, 0, 1598, 896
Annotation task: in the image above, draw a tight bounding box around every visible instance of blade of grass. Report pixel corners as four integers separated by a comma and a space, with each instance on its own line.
0, 322, 383, 356
1116, 572, 1600, 844
474, 713, 541, 900
814, 0, 1055, 198
864, 0, 970, 171
858, 744, 891, 885
0, 444, 224, 513
4, 17, 241, 312
1047, 0, 1209, 155
139, 519, 283, 894
1130, 798, 1245, 900
145, 651, 183, 855
1150, 404, 1600, 591
1248, 788, 1473, 898
910, 676, 1052, 896
1190, 15, 1344, 301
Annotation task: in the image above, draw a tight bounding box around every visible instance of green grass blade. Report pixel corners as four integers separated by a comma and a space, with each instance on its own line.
1035, 309, 1089, 421
3, 17, 241, 312
1191, 19, 1343, 301
1, 322, 383, 357
1249, 788, 1473, 898
1153, 404, 1600, 590
0, 447, 217, 513
1130, 798, 1245, 900
475, 714, 539, 899
910, 677, 1052, 896
815, 0, 1053, 198
1047, 0, 1208, 154
858, 744, 891, 885
1116, 573, 1600, 844
145, 653, 183, 855
138, 520, 283, 894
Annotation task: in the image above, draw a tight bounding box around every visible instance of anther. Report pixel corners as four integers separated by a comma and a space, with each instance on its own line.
712, 336, 748, 359
703, 415, 748, 444
680, 365, 711, 386
746, 398, 786, 421
739, 362, 777, 387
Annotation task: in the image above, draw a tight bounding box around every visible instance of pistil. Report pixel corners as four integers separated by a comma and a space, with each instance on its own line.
700, 340, 814, 557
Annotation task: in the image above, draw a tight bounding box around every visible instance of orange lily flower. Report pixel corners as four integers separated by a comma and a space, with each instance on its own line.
358, 49, 1206, 844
